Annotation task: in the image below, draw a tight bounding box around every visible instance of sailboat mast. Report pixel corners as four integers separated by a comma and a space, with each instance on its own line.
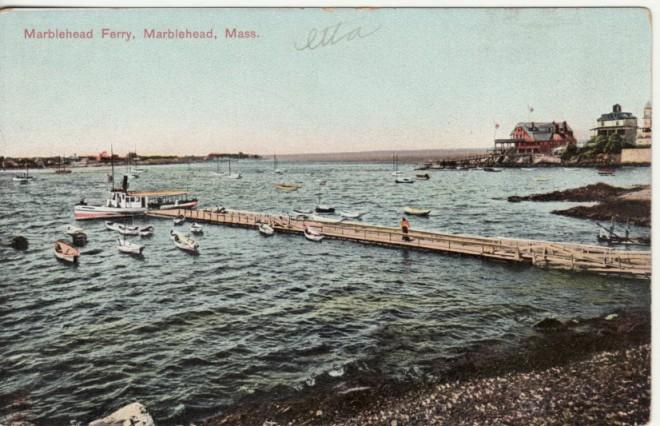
110, 145, 115, 187
228, 158, 231, 174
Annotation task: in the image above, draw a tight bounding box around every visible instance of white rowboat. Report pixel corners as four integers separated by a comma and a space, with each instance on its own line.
117, 239, 144, 255
65, 225, 85, 236
190, 223, 203, 234
105, 221, 140, 235
304, 227, 324, 242
139, 226, 154, 237
170, 230, 199, 253
275, 183, 302, 192
258, 223, 275, 236
338, 210, 367, 219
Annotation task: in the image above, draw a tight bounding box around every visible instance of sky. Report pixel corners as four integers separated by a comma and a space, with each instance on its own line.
0, 7, 652, 156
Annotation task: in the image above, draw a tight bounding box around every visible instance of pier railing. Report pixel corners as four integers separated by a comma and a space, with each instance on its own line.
149, 208, 651, 279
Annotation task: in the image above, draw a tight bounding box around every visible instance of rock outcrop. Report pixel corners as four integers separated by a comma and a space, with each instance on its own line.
89, 402, 154, 426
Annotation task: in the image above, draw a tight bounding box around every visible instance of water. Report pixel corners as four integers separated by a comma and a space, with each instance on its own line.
0, 162, 651, 424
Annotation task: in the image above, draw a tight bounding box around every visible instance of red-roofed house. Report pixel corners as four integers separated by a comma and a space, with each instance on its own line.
494, 121, 577, 154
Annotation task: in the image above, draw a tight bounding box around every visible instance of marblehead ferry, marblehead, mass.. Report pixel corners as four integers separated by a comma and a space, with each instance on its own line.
24, 28, 94, 39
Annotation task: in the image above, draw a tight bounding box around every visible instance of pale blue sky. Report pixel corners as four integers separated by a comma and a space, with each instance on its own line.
0, 7, 652, 156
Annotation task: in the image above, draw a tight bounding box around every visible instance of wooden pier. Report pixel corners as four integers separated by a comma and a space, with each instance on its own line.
148, 208, 651, 279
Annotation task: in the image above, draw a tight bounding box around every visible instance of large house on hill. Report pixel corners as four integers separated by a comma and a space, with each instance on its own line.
494, 121, 577, 154
591, 104, 638, 146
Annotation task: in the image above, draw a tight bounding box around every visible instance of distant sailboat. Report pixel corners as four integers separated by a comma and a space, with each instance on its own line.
274, 154, 285, 174
13, 164, 33, 184
392, 154, 414, 183
211, 156, 224, 176
126, 152, 139, 179
392, 154, 402, 176
55, 156, 72, 174
133, 148, 146, 174
226, 158, 241, 179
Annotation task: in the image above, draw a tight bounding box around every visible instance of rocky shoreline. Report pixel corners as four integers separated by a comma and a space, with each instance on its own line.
1, 310, 649, 425
203, 309, 650, 425
508, 183, 651, 227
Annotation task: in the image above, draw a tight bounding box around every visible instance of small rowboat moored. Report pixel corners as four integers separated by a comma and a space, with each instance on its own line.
171, 230, 199, 253
338, 210, 367, 219
105, 221, 140, 235
139, 226, 154, 237
395, 177, 415, 184
258, 222, 275, 236
117, 239, 145, 255
304, 226, 324, 242
275, 183, 302, 192
65, 225, 85, 236
54, 240, 80, 263
315, 204, 335, 213
404, 207, 431, 217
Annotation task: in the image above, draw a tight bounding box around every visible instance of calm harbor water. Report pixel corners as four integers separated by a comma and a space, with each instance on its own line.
0, 162, 651, 424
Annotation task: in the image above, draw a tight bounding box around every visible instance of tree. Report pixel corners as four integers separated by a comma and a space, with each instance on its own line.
561, 143, 578, 161
604, 134, 623, 154
584, 135, 608, 155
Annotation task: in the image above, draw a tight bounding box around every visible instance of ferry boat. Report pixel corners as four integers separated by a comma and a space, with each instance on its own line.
74, 176, 198, 220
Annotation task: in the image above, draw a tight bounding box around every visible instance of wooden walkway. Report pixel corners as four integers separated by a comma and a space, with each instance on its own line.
148, 208, 651, 279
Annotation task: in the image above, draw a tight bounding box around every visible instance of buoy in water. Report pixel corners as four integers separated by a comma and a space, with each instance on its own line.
9, 236, 28, 250
71, 232, 88, 247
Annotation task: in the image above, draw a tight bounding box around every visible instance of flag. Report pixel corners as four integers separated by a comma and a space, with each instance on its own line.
528, 105, 534, 113
495, 123, 500, 129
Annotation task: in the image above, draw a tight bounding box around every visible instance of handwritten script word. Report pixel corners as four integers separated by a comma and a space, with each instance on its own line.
295, 21, 381, 51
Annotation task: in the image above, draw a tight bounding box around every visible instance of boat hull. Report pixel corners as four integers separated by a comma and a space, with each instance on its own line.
315, 205, 335, 213
171, 231, 199, 253
150, 200, 199, 210
55, 252, 78, 263
54, 240, 80, 263
404, 207, 431, 216
258, 224, 275, 236
75, 206, 147, 220
118, 243, 144, 255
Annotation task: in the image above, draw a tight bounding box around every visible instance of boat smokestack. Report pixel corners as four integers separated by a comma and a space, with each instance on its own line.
122, 175, 129, 192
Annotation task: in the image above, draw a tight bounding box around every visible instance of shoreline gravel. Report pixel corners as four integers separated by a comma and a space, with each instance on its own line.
204, 309, 650, 426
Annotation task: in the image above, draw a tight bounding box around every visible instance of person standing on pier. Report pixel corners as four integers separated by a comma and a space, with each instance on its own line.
401, 216, 411, 241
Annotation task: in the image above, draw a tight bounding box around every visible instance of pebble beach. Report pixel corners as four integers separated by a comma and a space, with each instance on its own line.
334, 344, 650, 426
206, 310, 650, 425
